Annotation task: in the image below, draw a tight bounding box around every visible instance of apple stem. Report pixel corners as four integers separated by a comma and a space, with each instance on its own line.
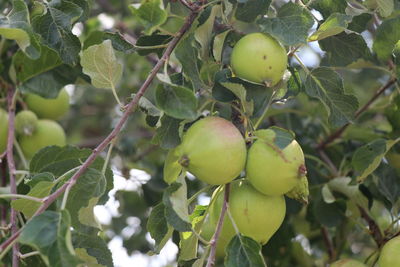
206, 183, 230, 267
178, 155, 190, 167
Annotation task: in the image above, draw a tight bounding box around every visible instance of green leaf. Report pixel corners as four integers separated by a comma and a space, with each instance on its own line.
11, 181, 54, 218
163, 147, 183, 184
137, 95, 162, 117
312, 190, 346, 227
309, 0, 347, 19
258, 126, 295, 150
308, 13, 352, 41
352, 138, 400, 183
235, 0, 271, 23
195, 5, 220, 60
179, 231, 198, 261
32, 0, 82, 65
72, 233, 113, 267
147, 203, 174, 254
130, 0, 168, 35
155, 84, 198, 120
83, 31, 136, 54
375, 164, 400, 206
13, 45, 62, 83
376, 0, 394, 17
29, 146, 113, 205
258, 2, 314, 46
213, 30, 230, 62
0, 0, 40, 59
18, 64, 81, 98
304, 67, 359, 127
151, 115, 182, 149
220, 82, 254, 116
373, 16, 400, 60
19, 210, 82, 267
135, 34, 170, 56
175, 33, 206, 91
348, 13, 373, 33
319, 32, 372, 66
162, 176, 191, 232
59, 168, 106, 231
225, 235, 267, 267
80, 40, 123, 90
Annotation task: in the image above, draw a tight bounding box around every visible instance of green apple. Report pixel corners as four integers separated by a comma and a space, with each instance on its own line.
246, 132, 305, 196
330, 259, 366, 267
15, 110, 38, 136
378, 236, 400, 267
0, 109, 8, 154
230, 32, 287, 86
177, 117, 246, 185
25, 88, 70, 120
19, 119, 66, 158
200, 214, 234, 258
211, 180, 286, 244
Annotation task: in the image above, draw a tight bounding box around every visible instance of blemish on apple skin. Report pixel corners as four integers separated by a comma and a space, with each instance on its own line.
269, 66, 272, 70
263, 55, 267, 60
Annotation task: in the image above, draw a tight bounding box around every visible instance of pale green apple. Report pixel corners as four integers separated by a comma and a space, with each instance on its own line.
378, 236, 400, 267
230, 32, 287, 86
15, 110, 38, 136
25, 88, 70, 120
211, 180, 286, 244
246, 134, 305, 196
0, 109, 8, 154
177, 117, 246, 185
19, 119, 66, 158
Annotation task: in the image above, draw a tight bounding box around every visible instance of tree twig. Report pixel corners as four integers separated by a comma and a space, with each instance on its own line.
0, 5, 202, 254
358, 205, 384, 247
6, 86, 19, 267
206, 183, 230, 267
321, 226, 336, 262
318, 78, 398, 149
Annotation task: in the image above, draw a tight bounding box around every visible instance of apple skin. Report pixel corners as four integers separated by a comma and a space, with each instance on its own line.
177, 117, 246, 185
15, 110, 38, 136
330, 259, 366, 267
211, 180, 286, 244
25, 88, 70, 120
230, 32, 287, 86
246, 137, 305, 196
0, 109, 8, 154
378, 236, 400, 267
19, 120, 66, 159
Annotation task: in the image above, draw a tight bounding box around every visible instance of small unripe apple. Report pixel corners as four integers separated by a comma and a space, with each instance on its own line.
378, 236, 400, 267
330, 259, 366, 267
246, 130, 305, 196
19, 119, 66, 158
0, 109, 8, 154
177, 117, 246, 185
25, 88, 70, 120
15, 110, 38, 136
230, 32, 287, 86
211, 180, 286, 244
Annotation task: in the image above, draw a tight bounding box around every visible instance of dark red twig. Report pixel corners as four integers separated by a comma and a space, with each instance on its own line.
206, 183, 230, 267
321, 226, 336, 262
358, 205, 384, 247
6, 86, 19, 267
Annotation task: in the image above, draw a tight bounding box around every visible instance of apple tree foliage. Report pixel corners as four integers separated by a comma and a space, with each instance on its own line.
0, 0, 399, 266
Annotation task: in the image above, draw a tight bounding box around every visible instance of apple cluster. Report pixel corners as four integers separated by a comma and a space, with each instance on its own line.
0, 89, 69, 159
168, 116, 308, 258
